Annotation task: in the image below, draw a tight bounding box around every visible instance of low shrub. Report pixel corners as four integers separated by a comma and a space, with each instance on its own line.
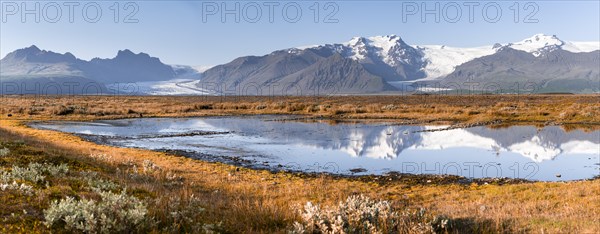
44, 190, 148, 233
0, 147, 9, 157
292, 194, 451, 234
52, 105, 76, 115
1, 163, 69, 184
0, 181, 34, 195
255, 104, 268, 110
87, 177, 120, 192
381, 104, 397, 111
150, 194, 210, 232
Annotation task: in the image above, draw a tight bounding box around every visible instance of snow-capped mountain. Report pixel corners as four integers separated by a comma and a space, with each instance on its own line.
317, 35, 426, 81
506, 34, 566, 56
297, 33, 598, 80
442, 46, 600, 93
199, 48, 396, 95
504, 33, 599, 56
199, 33, 598, 94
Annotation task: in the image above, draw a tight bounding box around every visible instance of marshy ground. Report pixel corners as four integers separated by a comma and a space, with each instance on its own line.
0, 95, 599, 233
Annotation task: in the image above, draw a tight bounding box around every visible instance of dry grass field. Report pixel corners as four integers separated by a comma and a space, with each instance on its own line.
0, 95, 599, 233
0, 95, 598, 125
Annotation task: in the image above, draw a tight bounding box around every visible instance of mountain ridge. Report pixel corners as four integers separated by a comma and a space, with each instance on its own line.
200, 33, 599, 94
2, 34, 599, 95
1, 46, 179, 94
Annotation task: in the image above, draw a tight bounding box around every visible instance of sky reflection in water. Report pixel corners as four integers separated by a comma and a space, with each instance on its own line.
31, 116, 600, 181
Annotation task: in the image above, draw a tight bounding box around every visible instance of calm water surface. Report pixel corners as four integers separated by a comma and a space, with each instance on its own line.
30, 116, 600, 181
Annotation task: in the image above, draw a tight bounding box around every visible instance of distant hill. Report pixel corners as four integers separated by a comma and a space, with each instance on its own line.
0, 46, 177, 94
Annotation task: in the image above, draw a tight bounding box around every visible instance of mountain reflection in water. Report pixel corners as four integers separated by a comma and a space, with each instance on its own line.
31, 117, 600, 181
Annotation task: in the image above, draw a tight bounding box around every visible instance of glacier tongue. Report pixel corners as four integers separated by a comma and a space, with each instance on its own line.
106, 79, 213, 96
417, 45, 497, 79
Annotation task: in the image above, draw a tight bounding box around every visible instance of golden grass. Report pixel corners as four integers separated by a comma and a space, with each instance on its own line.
0, 95, 598, 127
0, 95, 599, 233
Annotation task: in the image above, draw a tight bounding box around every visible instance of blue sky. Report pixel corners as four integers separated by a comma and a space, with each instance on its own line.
1, 1, 599, 66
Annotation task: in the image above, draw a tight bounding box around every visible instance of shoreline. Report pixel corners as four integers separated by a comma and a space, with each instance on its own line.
27, 118, 600, 184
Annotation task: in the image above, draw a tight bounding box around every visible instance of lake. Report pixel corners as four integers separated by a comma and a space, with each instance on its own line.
30, 116, 600, 181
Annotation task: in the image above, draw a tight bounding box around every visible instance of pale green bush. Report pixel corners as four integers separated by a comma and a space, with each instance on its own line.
79, 171, 120, 192
4, 163, 69, 183
0, 170, 13, 183
45, 163, 69, 177
0, 147, 10, 157
150, 193, 208, 232
9, 164, 46, 183
0, 181, 34, 195
202, 222, 224, 234
44, 190, 148, 233
87, 177, 120, 192
292, 194, 450, 234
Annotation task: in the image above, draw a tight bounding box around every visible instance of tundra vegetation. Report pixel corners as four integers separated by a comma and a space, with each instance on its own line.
0, 95, 599, 233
